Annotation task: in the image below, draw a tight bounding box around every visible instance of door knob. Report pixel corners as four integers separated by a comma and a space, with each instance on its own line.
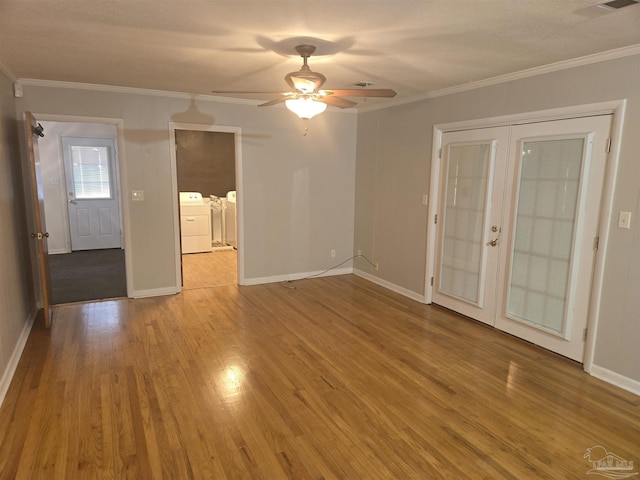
488, 238, 499, 247
69, 199, 77, 205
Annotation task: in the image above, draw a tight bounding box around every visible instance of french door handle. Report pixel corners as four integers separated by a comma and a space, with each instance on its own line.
488, 238, 499, 247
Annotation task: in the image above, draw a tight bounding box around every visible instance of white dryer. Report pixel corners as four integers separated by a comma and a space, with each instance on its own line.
179, 192, 212, 254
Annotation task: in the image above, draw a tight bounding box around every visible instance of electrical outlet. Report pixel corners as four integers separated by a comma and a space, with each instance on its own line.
331, 249, 336, 258
374, 262, 379, 271
618, 211, 632, 229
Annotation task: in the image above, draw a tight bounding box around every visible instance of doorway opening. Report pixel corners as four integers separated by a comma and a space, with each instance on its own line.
170, 123, 243, 290
38, 118, 129, 304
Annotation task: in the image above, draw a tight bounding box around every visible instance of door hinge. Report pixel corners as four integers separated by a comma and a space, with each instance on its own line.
430, 276, 434, 286
583, 328, 588, 341
605, 137, 612, 154
434, 214, 438, 224
438, 148, 442, 159
593, 236, 599, 251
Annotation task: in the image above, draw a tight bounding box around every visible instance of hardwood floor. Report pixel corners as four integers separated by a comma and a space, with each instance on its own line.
182, 249, 237, 289
0, 275, 638, 479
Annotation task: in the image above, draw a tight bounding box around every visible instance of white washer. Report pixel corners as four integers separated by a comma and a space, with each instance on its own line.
225, 191, 237, 248
179, 192, 212, 254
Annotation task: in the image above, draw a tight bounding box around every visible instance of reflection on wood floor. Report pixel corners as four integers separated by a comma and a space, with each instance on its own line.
182, 248, 236, 289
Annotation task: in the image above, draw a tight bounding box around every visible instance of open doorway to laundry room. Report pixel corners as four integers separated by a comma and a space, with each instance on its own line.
38, 118, 129, 304
170, 124, 241, 290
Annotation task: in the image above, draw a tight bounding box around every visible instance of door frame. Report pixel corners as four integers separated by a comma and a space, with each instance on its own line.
425, 100, 626, 371
35, 113, 131, 298
169, 122, 244, 288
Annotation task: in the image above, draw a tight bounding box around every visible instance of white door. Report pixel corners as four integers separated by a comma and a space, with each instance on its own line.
433, 126, 510, 325
493, 116, 611, 361
63, 137, 121, 251
433, 116, 611, 361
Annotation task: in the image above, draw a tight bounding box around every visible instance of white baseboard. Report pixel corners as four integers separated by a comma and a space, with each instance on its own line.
243, 267, 353, 286
589, 365, 640, 396
0, 308, 37, 408
131, 286, 179, 298
48, 248, 71, 255
353, 269, 426, 303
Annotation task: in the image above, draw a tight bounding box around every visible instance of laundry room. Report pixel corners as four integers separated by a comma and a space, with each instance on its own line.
175, 129, 237, 289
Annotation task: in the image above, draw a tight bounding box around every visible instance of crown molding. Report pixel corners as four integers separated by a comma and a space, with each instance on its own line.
16, 78, 262, 106
359, 44, 640, 113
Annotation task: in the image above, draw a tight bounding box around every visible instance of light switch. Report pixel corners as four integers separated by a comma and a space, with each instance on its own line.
618, 211, 631, 229
131, 190, 144, 201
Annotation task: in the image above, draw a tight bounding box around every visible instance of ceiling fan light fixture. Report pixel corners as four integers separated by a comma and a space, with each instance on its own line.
285, 97, 327, 119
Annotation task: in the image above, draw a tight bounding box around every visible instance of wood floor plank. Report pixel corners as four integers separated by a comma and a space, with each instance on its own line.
0, 275, 638, 479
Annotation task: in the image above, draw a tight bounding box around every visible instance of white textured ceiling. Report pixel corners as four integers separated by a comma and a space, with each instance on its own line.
1, 1, 639, 108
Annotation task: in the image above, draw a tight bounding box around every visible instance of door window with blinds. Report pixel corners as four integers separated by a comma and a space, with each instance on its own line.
69, 144, 113, 199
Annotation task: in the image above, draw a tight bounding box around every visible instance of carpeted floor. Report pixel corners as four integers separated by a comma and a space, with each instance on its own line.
49, 249, 127, 304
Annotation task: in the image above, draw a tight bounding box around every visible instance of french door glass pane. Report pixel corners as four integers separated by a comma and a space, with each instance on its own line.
507, 138, 584, 333
439, 143, 490, 304
71, 145, 111, 199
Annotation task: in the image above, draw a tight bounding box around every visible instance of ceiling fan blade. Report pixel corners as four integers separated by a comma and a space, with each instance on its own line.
317, 96, 357, 109
322, 89, 397, 98
212, 90, 288, 94
258, 97, 290, 107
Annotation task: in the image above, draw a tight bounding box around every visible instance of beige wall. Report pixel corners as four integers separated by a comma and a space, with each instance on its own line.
15, 88, 358, 292
0, 70, 36, 403
355, 54, 640, 383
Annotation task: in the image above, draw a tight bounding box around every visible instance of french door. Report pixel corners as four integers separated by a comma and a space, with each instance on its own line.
432, 115, 611, 361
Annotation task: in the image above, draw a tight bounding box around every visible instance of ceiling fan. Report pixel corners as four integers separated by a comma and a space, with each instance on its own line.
212, 45, 397, 118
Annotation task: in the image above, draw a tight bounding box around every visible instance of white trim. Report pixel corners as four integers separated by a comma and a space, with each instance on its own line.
590, 365, 640, 396
424, 125, 443, 305
131, 287, 178, 299
582, 100, 627, 373
425, 100, 626, 370
48, 248, 70, 255
0, 308, 36, 408
34, 114, 133, 299
168, 122, 244, 289
18, 79, 260, 105
359, 45, 640, 113
354, 269, 426, 303
244, 267, 353, 286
